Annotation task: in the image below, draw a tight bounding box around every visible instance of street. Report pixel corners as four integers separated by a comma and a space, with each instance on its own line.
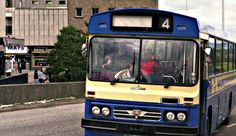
213, 107, 236, 136
0, 103, 84, 136
0, 103, 236, 136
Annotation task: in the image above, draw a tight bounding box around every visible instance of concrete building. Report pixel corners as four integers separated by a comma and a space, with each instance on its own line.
3, 0, 158, 70
68, 0, 158, 32
5, 0, 68, 69
0, 1, 6, 37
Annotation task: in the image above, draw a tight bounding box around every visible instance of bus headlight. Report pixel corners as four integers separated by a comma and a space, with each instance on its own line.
102, 107, 110, 116
166, 112, 175, 121
92, 106, 100, 115
177, 112, 186, 121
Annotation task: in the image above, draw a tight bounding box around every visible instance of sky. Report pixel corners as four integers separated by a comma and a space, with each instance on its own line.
159, 0, 236, 34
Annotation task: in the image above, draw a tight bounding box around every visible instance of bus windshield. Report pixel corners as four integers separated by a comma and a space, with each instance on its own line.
89, 37, 198, 86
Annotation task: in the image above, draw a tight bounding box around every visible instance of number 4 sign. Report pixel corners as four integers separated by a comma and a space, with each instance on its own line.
158, 17, 172, 31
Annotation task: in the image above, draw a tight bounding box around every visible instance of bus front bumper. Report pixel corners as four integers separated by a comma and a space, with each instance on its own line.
82, 118, 198, 136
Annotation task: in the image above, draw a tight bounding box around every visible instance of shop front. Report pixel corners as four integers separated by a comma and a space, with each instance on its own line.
3, 37, 29, 75
30, 47, 53, 70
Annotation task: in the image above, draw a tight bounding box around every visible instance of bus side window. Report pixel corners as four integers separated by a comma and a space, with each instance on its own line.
208, 37, 215, 76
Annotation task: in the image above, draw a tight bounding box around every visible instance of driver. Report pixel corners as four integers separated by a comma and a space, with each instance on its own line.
101, 43, 133, 80
102, 44, 133, 70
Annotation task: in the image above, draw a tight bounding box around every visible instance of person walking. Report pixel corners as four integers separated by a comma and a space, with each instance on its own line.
33, 70, 39, 83
38, 69, 46, 83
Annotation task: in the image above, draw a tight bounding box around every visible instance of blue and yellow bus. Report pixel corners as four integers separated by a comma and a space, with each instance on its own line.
81, 9, 236, 136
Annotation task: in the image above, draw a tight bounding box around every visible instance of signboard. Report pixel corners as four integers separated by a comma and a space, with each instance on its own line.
111, 13, 173, 32
3, 37, 27, 54
112, 15, 152, 28
5, 45, 28, 54
32, 48, 52, 54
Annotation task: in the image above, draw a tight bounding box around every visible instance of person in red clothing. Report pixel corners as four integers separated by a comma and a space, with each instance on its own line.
141, 51, 161, 83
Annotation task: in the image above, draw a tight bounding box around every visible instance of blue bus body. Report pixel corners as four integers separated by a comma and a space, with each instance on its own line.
82, 9, 236, 136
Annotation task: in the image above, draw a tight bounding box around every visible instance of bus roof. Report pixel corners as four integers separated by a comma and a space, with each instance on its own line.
88, 8, 236, 42
199, 22, 236, 42
88, 8, 200, 38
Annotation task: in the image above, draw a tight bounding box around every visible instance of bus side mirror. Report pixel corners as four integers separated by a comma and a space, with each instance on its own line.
81, 43, 87, 57
204, 47, 212, 63
204, 47, 212, 56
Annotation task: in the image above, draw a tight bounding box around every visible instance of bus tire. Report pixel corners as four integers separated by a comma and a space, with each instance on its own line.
205, 116, 211, 136
205, 107, 212, 136
223, 94, 232, 125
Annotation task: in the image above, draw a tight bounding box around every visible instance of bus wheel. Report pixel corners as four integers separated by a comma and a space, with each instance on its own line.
223, 98, 232, 125
205, 116, 211, 136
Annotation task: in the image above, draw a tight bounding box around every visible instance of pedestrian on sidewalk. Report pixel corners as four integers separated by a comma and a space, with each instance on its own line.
38, 69, 47, 83
34, 70, 39, 83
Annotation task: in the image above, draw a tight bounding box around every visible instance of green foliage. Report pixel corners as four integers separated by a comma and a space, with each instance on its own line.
45, 26, 87, 82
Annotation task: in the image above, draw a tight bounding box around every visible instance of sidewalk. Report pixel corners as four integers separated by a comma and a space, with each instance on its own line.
0, 98, 85, 113
11, 70, 37, 84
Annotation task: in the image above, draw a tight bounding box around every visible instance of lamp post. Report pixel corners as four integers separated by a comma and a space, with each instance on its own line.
186, 0, 188, 14
222, 0, 225, 31
156, 0, 159, 9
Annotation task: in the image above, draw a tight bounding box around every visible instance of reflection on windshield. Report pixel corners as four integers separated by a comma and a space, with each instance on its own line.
89, 37, 197, 86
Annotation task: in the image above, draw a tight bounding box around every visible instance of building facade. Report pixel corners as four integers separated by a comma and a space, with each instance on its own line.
5, 0, 68, 69
3, 0, 158, 71
0, 1, 6, 37
68, 0, 158, 32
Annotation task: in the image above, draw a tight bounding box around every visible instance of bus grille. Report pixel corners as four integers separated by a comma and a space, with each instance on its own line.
113, 108, 161, 121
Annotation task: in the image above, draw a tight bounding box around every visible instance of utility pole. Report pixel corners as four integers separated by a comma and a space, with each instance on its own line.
156, 0, 159, 9
222, 0, 225, 31
186, 0, 188, 14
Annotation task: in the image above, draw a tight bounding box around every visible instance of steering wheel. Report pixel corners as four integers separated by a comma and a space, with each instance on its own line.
161, 74, 177, 83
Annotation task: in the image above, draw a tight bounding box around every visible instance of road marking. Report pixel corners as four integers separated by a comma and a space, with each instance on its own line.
226, 123, 236, 128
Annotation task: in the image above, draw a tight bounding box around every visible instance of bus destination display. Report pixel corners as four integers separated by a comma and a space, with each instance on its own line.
112, 14, 173, 32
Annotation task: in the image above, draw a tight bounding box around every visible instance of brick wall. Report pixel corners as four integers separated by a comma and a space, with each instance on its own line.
68, 0, 158, 32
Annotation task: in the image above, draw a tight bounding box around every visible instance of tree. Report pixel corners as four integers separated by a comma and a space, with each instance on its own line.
45, 26, 87, 82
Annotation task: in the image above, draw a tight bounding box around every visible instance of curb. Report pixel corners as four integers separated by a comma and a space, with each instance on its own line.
0, 98, 85, 113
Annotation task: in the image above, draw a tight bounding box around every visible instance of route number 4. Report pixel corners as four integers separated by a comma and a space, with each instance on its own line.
161, 19, 170, 29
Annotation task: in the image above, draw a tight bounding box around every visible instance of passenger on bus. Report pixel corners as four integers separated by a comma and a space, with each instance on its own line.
141, 51, 161, 83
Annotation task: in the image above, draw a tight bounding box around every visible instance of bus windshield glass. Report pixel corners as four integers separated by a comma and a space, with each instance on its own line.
89, 37, 197, 86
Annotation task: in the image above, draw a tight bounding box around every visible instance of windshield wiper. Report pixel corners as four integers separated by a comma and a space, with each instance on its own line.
164, 64, 187, 88
111, 64, 132, 85
132, 51, 135, 76
111, 52, 136, 85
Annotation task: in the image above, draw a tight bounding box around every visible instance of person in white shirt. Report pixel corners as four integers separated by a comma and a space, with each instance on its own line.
38, 69, 46, 83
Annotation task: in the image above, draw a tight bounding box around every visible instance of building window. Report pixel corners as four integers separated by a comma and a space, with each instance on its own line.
6, 0, 13, 7
75, 8, 83, 17
108, 8, 115, 11
6, 26, 12, 35
59, 0, 66, 5
45, 0, 52, 4
5, 17, 12, 35
18, 0, 23, 8
32, 0, 39, 5
92, 8, 99, 15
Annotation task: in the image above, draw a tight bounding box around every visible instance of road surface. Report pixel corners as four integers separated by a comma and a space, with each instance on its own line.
0, 103, 84, 136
